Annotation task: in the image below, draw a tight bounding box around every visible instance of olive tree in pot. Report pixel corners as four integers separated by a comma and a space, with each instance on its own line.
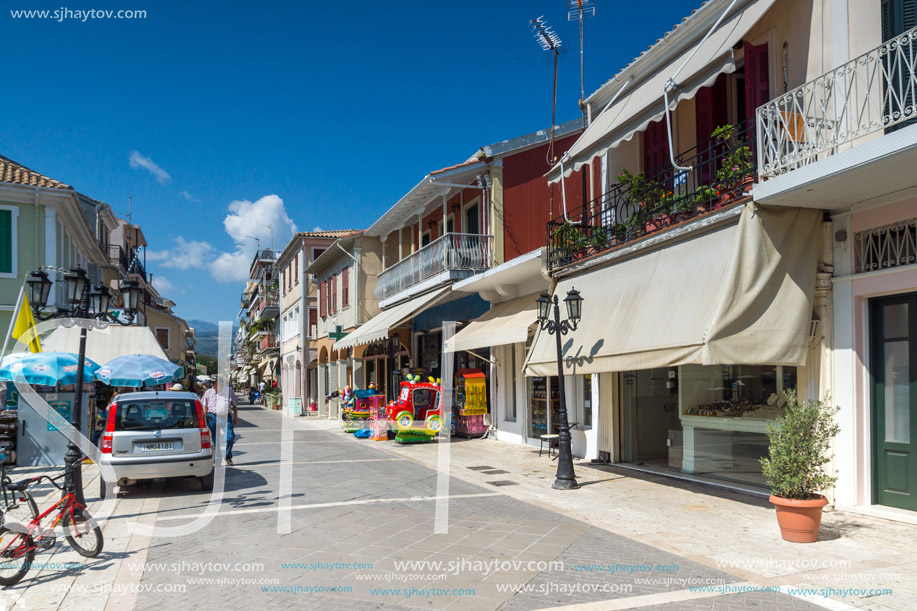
760, 391, 840, 543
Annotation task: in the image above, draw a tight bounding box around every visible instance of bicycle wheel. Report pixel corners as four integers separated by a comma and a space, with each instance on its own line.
0, 523, 35, 586
62, 509, 103, 558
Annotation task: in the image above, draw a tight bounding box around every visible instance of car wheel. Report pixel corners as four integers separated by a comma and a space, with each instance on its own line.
199, 468, 214, 491
99, 477, 114, 500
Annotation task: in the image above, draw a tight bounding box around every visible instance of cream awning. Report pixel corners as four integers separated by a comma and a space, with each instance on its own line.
42, 325, 169, 364
444, 295, 538, 353
333, 287, 450, 350
524, 204, 822, 376
549, 0, 777, 182
259, 357, 279, 377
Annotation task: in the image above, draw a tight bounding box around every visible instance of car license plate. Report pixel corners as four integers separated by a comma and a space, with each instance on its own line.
140, 442, 173, 452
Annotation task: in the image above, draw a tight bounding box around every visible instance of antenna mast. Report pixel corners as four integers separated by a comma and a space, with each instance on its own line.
531, 16, 563, 165
568, 0, 596, 119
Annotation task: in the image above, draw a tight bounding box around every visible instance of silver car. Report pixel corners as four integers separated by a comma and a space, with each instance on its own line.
97, 391, 214, 496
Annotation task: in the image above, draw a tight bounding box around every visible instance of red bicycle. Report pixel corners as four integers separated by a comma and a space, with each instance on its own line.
0, 457, 103, 586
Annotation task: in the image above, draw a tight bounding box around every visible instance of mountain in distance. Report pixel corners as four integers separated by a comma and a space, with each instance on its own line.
187, 319, 239, 358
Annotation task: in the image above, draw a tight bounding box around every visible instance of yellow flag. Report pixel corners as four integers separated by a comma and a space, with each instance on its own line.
11, 294, 41, 353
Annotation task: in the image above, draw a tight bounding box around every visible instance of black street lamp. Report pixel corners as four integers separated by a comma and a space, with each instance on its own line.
536, 288, 583, 490
27, 267, 142, 505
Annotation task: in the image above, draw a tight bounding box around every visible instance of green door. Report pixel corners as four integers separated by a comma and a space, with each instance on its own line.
872, 294, 917, 510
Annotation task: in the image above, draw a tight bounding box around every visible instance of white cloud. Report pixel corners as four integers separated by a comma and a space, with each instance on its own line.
128, 150, 171, 185
147, 237, 216, 271
151, 275, 173, 294
313, 226, 323, 232
179, 190, 199, 203
146, 194, 297, 284
210, 194, 297, 282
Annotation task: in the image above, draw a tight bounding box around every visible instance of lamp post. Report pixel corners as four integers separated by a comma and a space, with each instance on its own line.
26, 267, 142, 505
536, 288, 583, 490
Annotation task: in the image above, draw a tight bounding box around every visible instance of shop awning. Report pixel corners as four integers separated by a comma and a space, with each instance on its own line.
259, 357, 278, 377
548, 0, 776, 182
42, 325, 169, 364
444, 295, 538, 353
524, 204, 822, 376
333, 287, 450, 350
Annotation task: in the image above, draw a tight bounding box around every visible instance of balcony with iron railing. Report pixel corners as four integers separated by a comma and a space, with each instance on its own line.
757, 26, 917, 176
259, 334, 279, 352
107, 244, 146, 280
546, 118, 757, 270
375, 232, 494, 301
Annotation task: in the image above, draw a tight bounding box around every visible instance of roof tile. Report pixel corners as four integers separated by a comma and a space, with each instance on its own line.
0, 153, 70, 189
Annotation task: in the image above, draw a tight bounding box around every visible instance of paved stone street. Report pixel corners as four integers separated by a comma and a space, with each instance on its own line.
0, 397, 904, 610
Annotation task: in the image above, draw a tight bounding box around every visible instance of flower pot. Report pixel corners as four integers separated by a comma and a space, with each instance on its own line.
770, 495, 828, 543
646, 218, 664, 233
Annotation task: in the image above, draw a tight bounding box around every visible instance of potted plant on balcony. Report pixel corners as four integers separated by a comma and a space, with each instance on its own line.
760, 391, 840, 543
712, 124, 754, 205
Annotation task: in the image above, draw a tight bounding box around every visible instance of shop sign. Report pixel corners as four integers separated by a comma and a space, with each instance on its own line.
288, 397, 303, 416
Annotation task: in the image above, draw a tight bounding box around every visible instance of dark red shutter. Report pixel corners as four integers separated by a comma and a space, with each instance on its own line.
331, 274, 337, 314
642, 119, 670, 176
319, 281, 326, 318
294, 254, 298, 284
744, 42, 770, 122
695, 73, 729, 185
342, 266, 350, 308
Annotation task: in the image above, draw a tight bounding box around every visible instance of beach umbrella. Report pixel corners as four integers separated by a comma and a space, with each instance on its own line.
0, 352, 100, 386
96, 354, 183, 387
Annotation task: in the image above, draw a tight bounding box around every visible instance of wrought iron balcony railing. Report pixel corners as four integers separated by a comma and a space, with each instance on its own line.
547, 118, 757, 270
375, 232, 493, 301
758, 26, 917, 176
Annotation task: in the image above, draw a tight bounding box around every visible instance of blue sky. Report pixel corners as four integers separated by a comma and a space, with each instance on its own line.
2, 0, 697, 323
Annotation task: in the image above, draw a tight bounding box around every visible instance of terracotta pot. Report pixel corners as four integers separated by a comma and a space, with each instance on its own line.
770, 495, 828, 543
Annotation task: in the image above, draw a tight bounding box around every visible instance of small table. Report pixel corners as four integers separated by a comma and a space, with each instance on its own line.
539, 434, 560, 458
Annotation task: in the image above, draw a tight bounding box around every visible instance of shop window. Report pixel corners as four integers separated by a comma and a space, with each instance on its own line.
581, 374, 592, 429
505, 346, 517, 422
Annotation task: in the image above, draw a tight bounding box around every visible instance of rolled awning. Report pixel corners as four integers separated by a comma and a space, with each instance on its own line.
333, 287, 450, 351
444, 295, 537, 353
524, 204, 822, 376
549, 0, 777, 183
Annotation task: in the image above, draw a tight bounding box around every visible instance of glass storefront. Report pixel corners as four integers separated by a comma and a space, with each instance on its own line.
528, 376, 559, 439
622, 364, 797, 488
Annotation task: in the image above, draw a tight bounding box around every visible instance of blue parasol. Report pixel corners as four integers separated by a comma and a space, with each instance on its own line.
0, 352, 100, 386
96, 353, 183, 387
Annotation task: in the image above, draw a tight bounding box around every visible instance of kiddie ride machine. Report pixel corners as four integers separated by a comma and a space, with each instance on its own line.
340, 385, 387, 439
385, 375, 444, 444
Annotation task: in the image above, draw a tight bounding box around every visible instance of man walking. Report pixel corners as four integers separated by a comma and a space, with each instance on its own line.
202, 377, 239, 466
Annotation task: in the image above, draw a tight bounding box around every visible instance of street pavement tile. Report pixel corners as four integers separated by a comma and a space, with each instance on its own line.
8, 405, 856, 610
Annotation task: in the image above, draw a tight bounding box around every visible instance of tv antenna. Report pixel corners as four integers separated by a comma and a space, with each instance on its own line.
531, 16, 563, 164
568, 0, 596, 115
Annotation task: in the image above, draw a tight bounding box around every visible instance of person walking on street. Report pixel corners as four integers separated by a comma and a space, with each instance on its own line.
202, 377, 239, 466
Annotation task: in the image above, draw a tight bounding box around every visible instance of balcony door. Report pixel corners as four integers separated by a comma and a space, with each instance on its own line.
882, 0, 917, 132
871, 294, 917, 511
465, 203, 479, 235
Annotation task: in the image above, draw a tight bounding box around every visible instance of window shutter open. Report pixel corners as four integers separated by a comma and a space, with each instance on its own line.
744, 41, 770, 122
0, 210, 11, 274
342, 266, 350, 308
331, 274, 337, 313
642, 119, 671, 175
319, 281, 326, 318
